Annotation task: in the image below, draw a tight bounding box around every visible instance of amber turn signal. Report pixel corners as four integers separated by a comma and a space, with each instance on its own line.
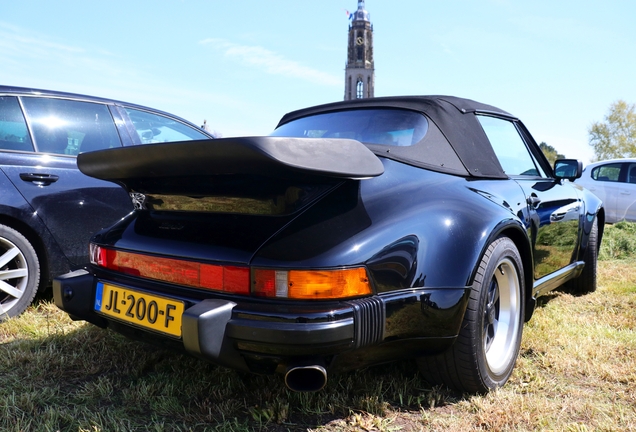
253, 267, 372, 299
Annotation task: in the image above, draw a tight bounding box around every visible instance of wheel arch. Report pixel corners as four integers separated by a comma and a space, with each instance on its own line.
0, 214, 66, 291
578, 187, 605, 258
472, 219, 535, 322
594, 207, 605, 251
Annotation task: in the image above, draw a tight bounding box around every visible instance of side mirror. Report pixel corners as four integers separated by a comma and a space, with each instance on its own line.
554, 159, 582, 181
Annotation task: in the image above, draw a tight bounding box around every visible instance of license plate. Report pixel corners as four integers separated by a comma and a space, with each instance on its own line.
94, 282, 184, 338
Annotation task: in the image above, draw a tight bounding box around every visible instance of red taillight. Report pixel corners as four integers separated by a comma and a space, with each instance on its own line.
89, 244, 373, 300
90, 242, 110, 267
90, 244, 249, 294
252, 269, 284, 297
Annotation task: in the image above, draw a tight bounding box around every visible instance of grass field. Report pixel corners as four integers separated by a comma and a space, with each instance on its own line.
1, 224, 635, 431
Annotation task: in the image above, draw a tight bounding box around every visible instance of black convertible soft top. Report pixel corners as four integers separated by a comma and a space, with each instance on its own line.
277, 95, 515, 179
78, 96, 515, 191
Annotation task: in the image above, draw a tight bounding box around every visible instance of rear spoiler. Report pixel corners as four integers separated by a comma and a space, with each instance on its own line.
78, 137, 384, 186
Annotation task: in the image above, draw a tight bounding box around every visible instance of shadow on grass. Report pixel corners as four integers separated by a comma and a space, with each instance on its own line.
33, 285, 54, 304
1, 316, 462, 431
535, 292, 561, 308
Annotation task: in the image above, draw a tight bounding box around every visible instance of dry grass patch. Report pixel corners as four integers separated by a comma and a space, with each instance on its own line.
1, 260, 635, 431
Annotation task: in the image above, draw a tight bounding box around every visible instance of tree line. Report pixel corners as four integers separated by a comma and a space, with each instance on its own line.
588, 100, 636, 161
539, 100, 635, 164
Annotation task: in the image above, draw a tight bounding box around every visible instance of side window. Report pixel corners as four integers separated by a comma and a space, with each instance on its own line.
0, 97, 34, 152
21, 97, 122, 155
477, 115, 543, 177
626, 163, 636, 184
124, 108, 210, 144
591, 164, 621, 182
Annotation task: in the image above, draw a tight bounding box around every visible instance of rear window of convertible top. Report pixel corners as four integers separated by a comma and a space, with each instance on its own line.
271, 109, 428, 147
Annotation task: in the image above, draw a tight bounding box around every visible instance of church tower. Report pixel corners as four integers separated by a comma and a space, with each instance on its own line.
344, 1, 374, 100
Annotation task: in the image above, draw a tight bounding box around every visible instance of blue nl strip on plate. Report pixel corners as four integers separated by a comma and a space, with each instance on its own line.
94, 282, 104, 311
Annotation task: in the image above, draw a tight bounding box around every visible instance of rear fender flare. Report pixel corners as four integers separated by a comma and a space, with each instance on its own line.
470, 219, 534, 321
577, 195, 604, 261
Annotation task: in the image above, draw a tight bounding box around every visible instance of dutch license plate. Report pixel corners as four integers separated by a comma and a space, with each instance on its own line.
94, 282, 184, 338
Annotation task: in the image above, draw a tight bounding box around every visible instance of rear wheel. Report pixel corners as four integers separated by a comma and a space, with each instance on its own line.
418, 237, 524, 393
566, 217, 598, 295
0, 225, 40, 321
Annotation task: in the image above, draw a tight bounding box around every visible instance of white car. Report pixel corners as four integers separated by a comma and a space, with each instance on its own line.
575, 158, 636, 223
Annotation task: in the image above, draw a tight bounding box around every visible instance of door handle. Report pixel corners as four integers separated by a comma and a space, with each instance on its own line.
19, 173, 59, 185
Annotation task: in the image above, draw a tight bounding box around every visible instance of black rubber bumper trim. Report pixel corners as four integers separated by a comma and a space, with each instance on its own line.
226, 316, 354, 346
53, 269, 108, 328
181, 299, 250, 372
53, 270, 469, 371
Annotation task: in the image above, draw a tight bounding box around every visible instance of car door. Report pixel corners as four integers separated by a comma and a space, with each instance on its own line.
477, 115, 581, 280
617, 162, 636, 222
0, 96, 131, 266
584, 162, 621, 223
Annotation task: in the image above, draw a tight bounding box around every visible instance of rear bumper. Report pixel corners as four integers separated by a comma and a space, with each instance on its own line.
54, 269, 470, 374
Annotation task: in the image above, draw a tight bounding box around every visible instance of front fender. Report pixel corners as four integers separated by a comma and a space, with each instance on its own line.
575, 183, 604, 259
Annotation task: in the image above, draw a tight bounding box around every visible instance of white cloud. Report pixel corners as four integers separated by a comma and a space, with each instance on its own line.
200, 38, 340, 87
0, 22, 129, 84
0, 22, 85, 61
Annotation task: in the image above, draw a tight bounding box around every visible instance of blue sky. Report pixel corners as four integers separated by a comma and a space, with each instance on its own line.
2, 0, 635, 164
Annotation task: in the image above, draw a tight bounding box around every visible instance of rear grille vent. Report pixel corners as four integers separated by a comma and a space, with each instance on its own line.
348, 297, 385, 348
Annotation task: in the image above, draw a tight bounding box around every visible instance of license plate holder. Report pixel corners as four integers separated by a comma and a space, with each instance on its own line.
94, 282, 184, 338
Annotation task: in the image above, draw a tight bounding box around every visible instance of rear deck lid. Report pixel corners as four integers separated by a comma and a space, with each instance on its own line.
80, 136, 383, 264
78, 136, 382, 215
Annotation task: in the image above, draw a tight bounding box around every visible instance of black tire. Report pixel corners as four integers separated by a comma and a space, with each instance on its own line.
566, 217, 598, 295
418, 237, 525, 393
0, 224, 41, 321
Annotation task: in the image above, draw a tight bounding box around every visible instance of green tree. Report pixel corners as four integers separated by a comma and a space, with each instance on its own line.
539, 142, 565, 166
589, 100, 636, 161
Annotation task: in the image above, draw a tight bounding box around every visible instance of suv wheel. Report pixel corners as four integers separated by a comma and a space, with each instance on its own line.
0, 224, 41, 321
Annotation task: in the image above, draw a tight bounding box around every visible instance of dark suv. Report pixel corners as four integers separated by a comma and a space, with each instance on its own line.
0, 86, 214, 319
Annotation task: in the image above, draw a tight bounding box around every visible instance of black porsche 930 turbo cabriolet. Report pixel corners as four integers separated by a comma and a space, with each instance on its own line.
54, 96, 603, 394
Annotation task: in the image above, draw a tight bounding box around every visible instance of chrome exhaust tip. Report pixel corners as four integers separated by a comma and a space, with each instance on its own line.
284, 363, 328, 392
